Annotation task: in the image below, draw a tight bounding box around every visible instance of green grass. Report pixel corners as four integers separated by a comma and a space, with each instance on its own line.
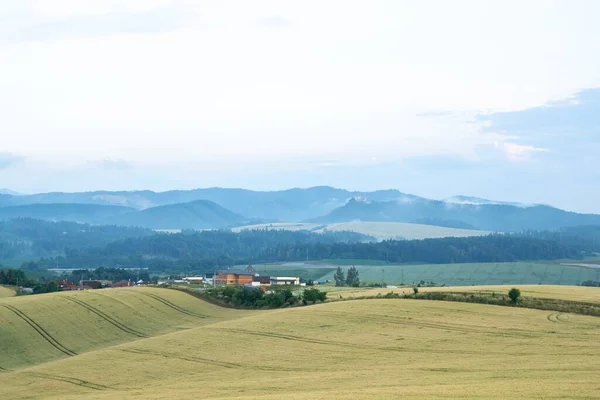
315, 261, 599, 286
2, 296, 600, 399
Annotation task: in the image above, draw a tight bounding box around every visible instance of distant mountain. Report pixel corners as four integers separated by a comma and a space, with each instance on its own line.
107, 200, 247, 230
0, 186, 407, 221
0, 203, 135, 224
0, 189, 20, 196
444, 195, 538, 208
312, 198, 600, 231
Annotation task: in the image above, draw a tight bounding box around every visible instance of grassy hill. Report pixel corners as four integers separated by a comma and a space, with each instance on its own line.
233, 221, 490, 240
1, 295, 600, 399
0, 203, 135, 224
0, 287, 245, 370
0, 286, 15, 298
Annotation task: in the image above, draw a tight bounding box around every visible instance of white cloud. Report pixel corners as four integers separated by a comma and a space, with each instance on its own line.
495, 142, 549, 161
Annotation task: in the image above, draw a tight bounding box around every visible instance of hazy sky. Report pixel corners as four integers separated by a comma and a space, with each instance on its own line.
1, 1, 599, 212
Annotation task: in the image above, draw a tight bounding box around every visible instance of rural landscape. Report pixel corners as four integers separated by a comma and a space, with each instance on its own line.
2, 1, 600, 399
1, 186, 600, 399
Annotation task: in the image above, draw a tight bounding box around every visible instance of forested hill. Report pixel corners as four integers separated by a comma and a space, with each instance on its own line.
20, 226, 600, 275
313, 198, 600, 231
0, 218, 153, 259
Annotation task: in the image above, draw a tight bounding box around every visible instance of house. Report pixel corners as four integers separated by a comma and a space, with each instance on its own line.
112, 280, 134, 288
56, 279, 77, 291
252, 275, 271, 286
79, 280, 102, 289
215, 270, 254, 285
269, 276, 300, 286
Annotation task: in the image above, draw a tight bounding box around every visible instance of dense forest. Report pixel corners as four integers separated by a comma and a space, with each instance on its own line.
3, 218, 600, 277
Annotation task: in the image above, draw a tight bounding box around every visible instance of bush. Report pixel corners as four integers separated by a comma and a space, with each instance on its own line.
303, 288, 327, 304
413, 287, 419, 294
508, 288, 521, 304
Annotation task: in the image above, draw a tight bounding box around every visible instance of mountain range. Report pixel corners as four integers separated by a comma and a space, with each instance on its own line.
0, 186, 599, 232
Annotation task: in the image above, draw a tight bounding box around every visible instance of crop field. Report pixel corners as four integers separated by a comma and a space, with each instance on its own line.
232, 221, 490, 240
314, 261, 600, 286
0, 287, 246, 370
1, 293, 600, 399
0, 285, 15, 298
324, 284, 600, 303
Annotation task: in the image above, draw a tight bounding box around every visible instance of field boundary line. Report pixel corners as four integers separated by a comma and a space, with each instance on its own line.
63, 296, 147, 338
1, 304, 77, 357
26, 371, 113, 391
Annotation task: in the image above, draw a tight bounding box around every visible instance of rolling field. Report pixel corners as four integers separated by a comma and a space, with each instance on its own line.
232, 221, 491, 240
324, 284, 600, 303
314, 261, 600, 286
0, 287, 246, 370
0, 285, 15, 298
1, 297, 600, 399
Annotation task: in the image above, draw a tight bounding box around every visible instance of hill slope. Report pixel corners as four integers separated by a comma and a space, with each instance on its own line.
107, 200, 248, 229
0, 286, 15, 298
233, 221, 490, 240
0, 287, 244, 370
0, 203, 135, 224
314, 198, 600, 231
1, 298, 599, 399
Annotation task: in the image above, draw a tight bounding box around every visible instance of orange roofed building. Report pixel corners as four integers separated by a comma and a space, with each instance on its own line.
215, 270, 254, 285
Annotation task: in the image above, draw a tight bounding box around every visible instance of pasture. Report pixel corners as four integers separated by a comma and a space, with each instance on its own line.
1, 295, 600, 399
232, 221, 490, 240
0, 285, 15, 298
314, 261, 600, 286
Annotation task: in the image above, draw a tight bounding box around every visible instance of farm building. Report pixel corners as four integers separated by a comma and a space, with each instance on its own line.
183, 277, 204, 284
215, 270, 254, 285
252, 275, 271, 285
270, 276, 300, 285
112, 280, 134, 288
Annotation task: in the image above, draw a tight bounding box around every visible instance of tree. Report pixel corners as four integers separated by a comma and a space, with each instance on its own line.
508, 288, 521, 304
334, 267, 346, 287
303, 288, 327, 304
346, 266, 360, 287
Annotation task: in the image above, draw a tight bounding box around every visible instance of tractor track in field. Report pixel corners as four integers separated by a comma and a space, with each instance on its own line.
119, 348, 304, 372
137, 292, 207, 318
63, 296, 147, 338
25, 372, 113, 391
1, 304, 77, 357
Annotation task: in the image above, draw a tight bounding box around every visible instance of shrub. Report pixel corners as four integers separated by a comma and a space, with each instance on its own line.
508, 288, 521, 304
303, 288, 327, 304
413, 287, 419, 294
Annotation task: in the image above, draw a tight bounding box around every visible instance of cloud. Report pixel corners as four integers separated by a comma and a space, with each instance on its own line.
495, 142, 548, 162
97, 158, 133, 171
0, 152, 24, 170
259, 15, 289, 28
3, 4, 186, 43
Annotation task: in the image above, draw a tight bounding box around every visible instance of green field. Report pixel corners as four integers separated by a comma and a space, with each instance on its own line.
1, 287, 600, 399
0, 285, 15, 298
232, 221, 491, 240
297, 261, 600, 286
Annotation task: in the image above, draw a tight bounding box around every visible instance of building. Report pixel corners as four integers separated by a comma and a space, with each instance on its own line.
269, 276, 300, 286
112, 280, 134, 288
183, 277, 204, 284
252, 275, 271, 286
56, 280, 77, 291
215, 270, 254, 285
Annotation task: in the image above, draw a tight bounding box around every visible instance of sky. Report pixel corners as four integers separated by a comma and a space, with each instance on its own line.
0, 0, 599, 212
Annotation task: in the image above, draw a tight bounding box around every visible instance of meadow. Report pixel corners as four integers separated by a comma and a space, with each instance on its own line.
311, 261, 600, 286
232, 221, 490, 240
1, 289, 600, 399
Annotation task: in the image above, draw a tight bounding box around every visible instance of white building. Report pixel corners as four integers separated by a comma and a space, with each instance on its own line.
269, 276, 300, 285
